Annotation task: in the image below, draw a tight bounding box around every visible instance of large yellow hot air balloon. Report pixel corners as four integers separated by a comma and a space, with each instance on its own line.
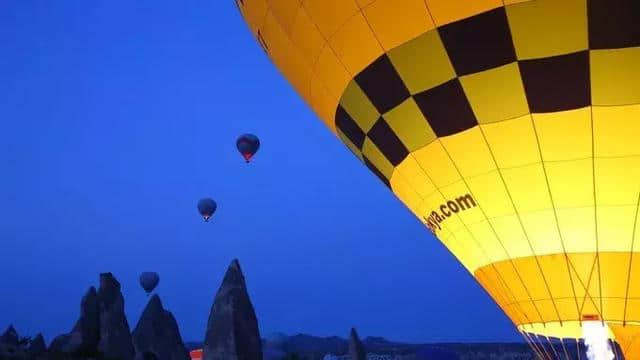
237, 0, 640, 358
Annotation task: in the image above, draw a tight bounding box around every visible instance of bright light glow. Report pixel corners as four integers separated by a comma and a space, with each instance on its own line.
583, 321, 614, 360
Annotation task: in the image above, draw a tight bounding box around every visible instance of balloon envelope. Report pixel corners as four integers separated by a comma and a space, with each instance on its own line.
236, 134, 260, 162
238, 1, 640, 359
197, 198, 217, 222
139, 272, 159, 294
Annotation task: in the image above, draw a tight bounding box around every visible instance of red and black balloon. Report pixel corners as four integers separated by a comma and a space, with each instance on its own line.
236, 134, 260, 163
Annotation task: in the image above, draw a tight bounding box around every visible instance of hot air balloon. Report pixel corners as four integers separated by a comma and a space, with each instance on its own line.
236, 134, 260, 163
139, 272, 159, 295
237, 0, 640, 358
197, 198, 217, 222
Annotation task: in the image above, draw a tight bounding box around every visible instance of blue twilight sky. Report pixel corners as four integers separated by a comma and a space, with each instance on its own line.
0, 1, 520, 344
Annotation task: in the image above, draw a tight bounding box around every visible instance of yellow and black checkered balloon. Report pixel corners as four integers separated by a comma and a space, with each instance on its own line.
237, 0, 640, 357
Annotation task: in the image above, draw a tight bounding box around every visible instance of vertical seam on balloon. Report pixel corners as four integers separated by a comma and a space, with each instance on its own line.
585, 0, 605, 323
622, 191, 640, 326
537, 335, 554, 360
357, 2, 386, 53
546, 336, 560, 359
529, 114, 582, 326
559, 337, 571, 360
472, 127, 560, 325
421, 0, 438, 31
434, 137, 547, 324
589, 104, 605, 324
408, 151, 534, 324
522, 331, 546, 360
572, 255, 605, 322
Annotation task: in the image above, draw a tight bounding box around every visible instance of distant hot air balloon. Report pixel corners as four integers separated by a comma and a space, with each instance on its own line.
197, 198, 217, 222
238, 1, 640, 359
139, 272, 159, 295
236, 134, 260, 163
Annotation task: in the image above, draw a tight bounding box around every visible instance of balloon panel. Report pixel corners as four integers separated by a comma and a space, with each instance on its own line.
237, 0, 640, 358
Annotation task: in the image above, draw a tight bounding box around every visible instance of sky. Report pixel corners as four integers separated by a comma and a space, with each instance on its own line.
0, 0, 521, 344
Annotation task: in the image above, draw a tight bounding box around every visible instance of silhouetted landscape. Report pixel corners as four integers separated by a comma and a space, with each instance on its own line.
0, 259, 539, 360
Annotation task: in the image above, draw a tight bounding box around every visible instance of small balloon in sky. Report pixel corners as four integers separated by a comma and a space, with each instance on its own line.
197, 198, 217, 222
139, 272, 159, 295
236, 134, 260, 163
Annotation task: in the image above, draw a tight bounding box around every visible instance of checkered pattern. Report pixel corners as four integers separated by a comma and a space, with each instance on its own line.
336, 1, 640, 185
238, 0, 640, 355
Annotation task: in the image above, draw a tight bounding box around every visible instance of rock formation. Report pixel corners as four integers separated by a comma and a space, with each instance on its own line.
27, 334, 47, 357
203, 259, 262, 360
132, 294, 190, 360
0, 325, 27, 360
97, 272, 135, 360
50, 272, 134, 359
348, 328, 366, 360
0, 325, 19, 345
49, 286, 100, 354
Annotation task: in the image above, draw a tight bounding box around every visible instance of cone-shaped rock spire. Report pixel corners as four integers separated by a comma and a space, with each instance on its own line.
203, 259, 262, 360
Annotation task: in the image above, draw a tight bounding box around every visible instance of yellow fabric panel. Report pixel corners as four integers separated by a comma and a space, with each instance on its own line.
590, 47, 640, 106
449, 228, 487, 273
465, 171, 514, 219
460, 62, 529, 124
328, 12, 383, 75
505, 0, 588, 60
597, 206, 637, 252
504, 0, 534, 4
520, 210, 563, 256
489, 215, 531, 259
238, 0, 268, 35
517, 302, 542, 324
513, 256, 553, 301
600, 254, 630, 299
532, 107, 592, 162
362, 138, 394, 180
337, 129, 364, 161
267, 0, 301, 35
313, 45, 351, 100
518, 321, 614, 339
544, 159, 594, 208
390, 172, 423, 214
383, 98, 436, 151
394, 155, 436, 198
467, 220, 508, 264
556, 207, 596, 253
290, 6, 326, 65
626, 300, 640, 324
566, 253, 601, 311
629, 248, 640, 300
301, 0, 358, 38
362, 0, 435, 51
493, 260, 533, 304
534, 299, 560, 322
439, 128, 496, 178
501, 163, 552, 213
387, 30, 455, 94
480, 115, 540, 169
356, 0, 375, 7
538, 254, 577, 299
424, 0, 502, 26
610, 325, 640, 360
602, 299, 626, 322
309, 71, 338, 132
262, 12, 313, 99
594, 157, 640, 206
593, 104, 640, 157
412, 141, 460, 187
554, 298, 580, 322
339, 81, 380, 132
